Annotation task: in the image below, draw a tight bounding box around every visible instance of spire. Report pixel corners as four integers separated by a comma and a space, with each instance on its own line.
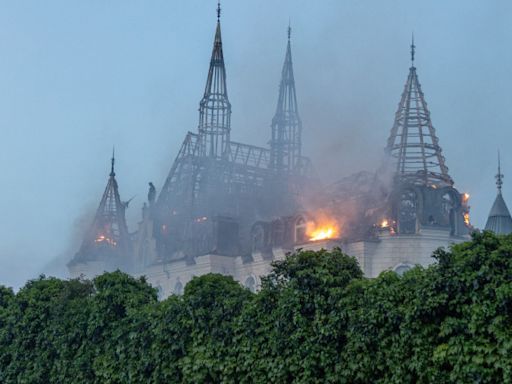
110, 146, 115, 177
497, 150, 504, 193
385, 39, 453, 187
485, 155, 512, 234
198, 2, 231, 158
270, 25, 302, 173
71, 153, 132, 264
410, 33, 415, 66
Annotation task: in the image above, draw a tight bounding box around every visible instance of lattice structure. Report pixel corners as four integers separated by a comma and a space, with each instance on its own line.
270, 26, 302, 173
198, 3, 231, 158
386, 39, 453, 187
70, 153, 132, 266
154, 8, 312, 260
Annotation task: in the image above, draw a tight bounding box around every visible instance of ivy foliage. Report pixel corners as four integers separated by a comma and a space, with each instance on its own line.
1, 233, 512, 382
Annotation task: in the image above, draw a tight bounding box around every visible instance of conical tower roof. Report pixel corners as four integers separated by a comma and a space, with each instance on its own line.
386, 38, 453, 187
71, 152, 132, 264
198, 2, 231, 157
270, 25, 302, 173
485, 155, 512, 234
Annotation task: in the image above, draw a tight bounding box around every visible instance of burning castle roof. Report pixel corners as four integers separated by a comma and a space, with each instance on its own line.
385, 37, 453, 188
71, 11, 473, 277
69, 152, 132, 268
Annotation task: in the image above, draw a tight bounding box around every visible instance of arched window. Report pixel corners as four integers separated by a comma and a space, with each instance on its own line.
394, 263, 413, 276
398, 190, 417, 234
244, 276, 256, 293
174, 280, 183, 295
251, 223, 265, 252
441, 192, 455, 229
295, 216, 307, 244
156, 284, 164, 300
271, 219, 285, 246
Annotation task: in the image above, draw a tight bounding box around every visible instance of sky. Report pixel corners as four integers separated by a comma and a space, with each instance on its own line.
0, 0, 510, 289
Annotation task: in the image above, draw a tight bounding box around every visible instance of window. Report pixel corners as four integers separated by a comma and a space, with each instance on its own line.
394, 263, 413, 276
251, 223, 265, 252
295, 216, 307, 243
271, 219, 285, 246
174, 280, 183, 295
398, 190, 417, 234
244, 276, 256, 293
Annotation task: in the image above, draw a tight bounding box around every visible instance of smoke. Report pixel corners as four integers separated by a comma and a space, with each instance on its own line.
0, 1, 503, 289
39, 203, 96, 280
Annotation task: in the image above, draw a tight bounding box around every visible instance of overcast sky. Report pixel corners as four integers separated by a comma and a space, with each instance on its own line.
0, 0, 510, 288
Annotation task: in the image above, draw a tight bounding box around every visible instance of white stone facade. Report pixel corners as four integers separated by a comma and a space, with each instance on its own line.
70, 224, 468, 298
135, 227, 467, 298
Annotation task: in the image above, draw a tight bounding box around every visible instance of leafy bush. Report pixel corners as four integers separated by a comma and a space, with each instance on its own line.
1, 234, 512, 383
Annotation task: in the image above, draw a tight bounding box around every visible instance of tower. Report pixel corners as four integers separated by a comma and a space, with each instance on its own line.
385, 39, 468, 236
386, 37, 452, 187
485, 154, 512, 234
133, 4, 313, 291
69, 152, 133, 275
270, 25, 302, 173
198, 2, 231, 158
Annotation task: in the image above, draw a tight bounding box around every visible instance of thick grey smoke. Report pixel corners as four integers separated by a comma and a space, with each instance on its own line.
0, 1, 508, 289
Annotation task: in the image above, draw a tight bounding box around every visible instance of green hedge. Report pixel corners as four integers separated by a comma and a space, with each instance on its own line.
1, 231, 512, 383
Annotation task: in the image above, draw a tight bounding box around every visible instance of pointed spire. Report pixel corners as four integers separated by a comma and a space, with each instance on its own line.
110, 146, 115, 177
70, 153, 132, 266
385, 39, 453, 187
198, 2, 231, 158
270, 24, 302, 173
497, 150, 504, 193
410, 33, 415, 66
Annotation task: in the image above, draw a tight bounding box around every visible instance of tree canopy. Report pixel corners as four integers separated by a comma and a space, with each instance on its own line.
1, 233, 512, 383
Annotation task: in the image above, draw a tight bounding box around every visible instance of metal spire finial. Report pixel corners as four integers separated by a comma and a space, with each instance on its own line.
288, 19, 291, 40
217, 1, 221, 21
497, 150, 504, 193
110, 147, 115, 177
410, 33, 415, 66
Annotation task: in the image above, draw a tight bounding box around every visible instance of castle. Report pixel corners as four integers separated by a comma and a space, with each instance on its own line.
68, 6, 509, 297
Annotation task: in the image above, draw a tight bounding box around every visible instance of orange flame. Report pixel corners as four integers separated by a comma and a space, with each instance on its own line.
307, 216, 339, 241
95, 235, 117, 246
381, 219, 389, 228
309, 227, 336, 241
463, 212, 470, 226
462, 193, 470, 204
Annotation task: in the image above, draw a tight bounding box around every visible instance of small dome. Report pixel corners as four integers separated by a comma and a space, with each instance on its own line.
485, 156, 512, 235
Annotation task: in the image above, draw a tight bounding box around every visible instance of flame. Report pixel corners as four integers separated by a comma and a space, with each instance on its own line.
462, 193, 470, 204
307, 217, 339, 242
381, 219, 389, 228
95, 235, 117, 246
463, 212, 470, 226
309, 227, 336, 241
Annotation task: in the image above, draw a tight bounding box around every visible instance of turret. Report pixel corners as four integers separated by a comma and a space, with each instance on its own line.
69, 151, 133, 275
386, 37, 452, 187
270, 25, 302, 173
485, 153, 512, 234
198, 1, 231, 158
